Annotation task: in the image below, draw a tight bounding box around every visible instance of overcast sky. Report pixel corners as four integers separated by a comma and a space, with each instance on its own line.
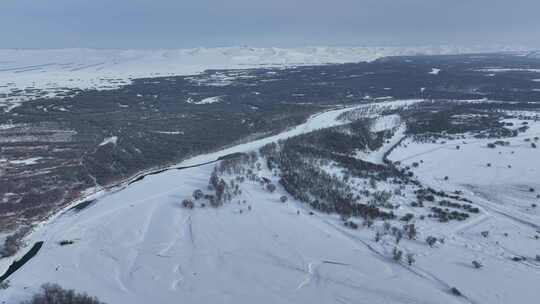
1, 0, 539, 49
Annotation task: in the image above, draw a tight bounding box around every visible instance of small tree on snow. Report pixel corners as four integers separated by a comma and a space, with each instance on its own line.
426, 236, 437, 247
405, 223, 417, 240
0, 280, 9, 290
395, 230, 403, 244
450, 287, 462, 297
192, 189, 204, 200
23, 283, 105, 304
392, 247, 403, 262
406, 253, 415, 266
182, 199, 194, 209
266, 183, 277, 193
374, 231, 381, 242
472, 260, 483, 269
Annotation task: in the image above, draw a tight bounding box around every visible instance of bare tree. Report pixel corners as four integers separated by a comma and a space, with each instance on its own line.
21, 283, 105, 304
406, 253, 415, 266
392, 247, 403, 262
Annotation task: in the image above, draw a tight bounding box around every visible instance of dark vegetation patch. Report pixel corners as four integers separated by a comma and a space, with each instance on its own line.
20, 283, 106, 304
260, 120, 401, 220
402, 101, 540, 141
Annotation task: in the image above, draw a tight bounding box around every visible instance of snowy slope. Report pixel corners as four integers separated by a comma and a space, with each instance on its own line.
0, 46, 521, 111
2, 162, 462, 304
386, 112, 540, 304
1, 101, 463, 304
3, 102, 540, 304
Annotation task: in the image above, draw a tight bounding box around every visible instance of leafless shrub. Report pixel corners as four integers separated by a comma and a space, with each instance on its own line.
181, 199, 194, 209
21, 283, 106, 304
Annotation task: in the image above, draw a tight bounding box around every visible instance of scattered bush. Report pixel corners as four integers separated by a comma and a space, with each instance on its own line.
392, 247, 403, 262
426, 236, 437, 247
266, 183, 277, 193
450, 287, 462, 297
400, 213, 414, 222
394, 230, 403, 244
374, 231, 381, 242
21, 283, 106, 304
181, 199, 194, 209
192, 189, 204, 200
344, 221, 358, 229
0, 280, 9, 290
1, 230, 26, 258
405, 223, 417, 240
430, 206, 469, 222
472, 260, 483, 269
280, 196, 288, 203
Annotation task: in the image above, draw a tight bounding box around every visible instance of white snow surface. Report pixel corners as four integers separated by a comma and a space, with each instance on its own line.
0, 46, 521, 110
386, 113, 540, 304
186, 96, 223, 105
4, 102, 540, 304
6, 157, 43, 165
99, 136, 118, 146
429, 68, 441, 75
1, 101, 463, 304
2, 163, 460, 304
476, 68, 540, 73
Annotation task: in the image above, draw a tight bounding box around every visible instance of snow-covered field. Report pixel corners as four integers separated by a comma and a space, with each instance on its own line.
0, 102, 402, 302
0, 46, 522, 111
3, 101, 540, 303
0, 101, 451, 304
1, 159, 463, 304
386, 111, 540, 304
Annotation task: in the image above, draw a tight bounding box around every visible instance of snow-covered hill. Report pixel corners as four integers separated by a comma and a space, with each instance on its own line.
0, 102, 462, 304
2, 100, 540, 303
0, 46, 524, 111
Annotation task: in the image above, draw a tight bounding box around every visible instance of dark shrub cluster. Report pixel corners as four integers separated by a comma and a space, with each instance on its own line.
21, 283, 106, 304
439, 200, 479, 213
1, 229, 28, 258
58, 240, 75, 246
260, 121, 397, 221
430, 206, 469, 222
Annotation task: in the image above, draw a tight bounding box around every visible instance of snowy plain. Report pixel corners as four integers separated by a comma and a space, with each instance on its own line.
1, 101, 459, 304
2, 100, 540, 303
386, 112, 540, 304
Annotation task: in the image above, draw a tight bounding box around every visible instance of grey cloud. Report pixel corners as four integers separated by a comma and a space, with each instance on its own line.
1, 0, 538, 48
